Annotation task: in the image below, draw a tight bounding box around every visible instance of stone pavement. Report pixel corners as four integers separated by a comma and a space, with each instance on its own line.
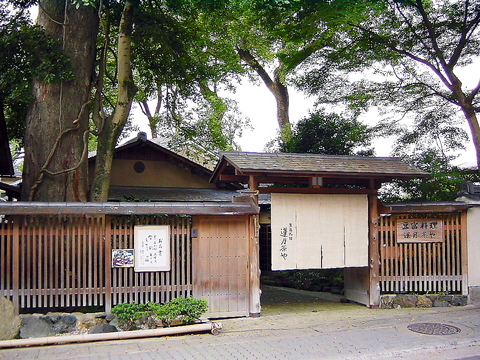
1, 286, 480, 360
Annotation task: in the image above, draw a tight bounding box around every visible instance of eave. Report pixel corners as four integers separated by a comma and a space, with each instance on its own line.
0, 200, 260, 216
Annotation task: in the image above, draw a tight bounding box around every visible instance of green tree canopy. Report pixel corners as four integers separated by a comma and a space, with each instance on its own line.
275, 109, 376, 156
298, 0, 480, 170
0, 1, 72, 143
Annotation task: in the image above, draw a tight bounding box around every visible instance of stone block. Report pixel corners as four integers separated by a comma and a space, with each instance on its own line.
469, 286, 480, 304
392, 295, 418, 308
0, 296, 21, 340
416, 295, 433, 308
379, 295, 395, 309
88, 324, 118, 334
19, 316, 56, 339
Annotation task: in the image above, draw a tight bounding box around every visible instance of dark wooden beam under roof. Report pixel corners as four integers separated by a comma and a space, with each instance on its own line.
385, 202, 471, 214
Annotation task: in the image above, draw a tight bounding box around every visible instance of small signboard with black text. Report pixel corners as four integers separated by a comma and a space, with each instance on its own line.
396, 219, 444, 243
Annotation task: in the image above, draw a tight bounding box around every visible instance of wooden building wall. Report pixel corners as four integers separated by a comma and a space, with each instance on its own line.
0, 213, 257, 317
88, 159, 215, 189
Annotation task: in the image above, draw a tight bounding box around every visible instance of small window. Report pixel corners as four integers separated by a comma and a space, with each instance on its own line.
134, 161, 145, 173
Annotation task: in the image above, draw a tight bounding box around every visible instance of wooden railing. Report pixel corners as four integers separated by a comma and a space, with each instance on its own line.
378, 213, 467, 294
0, 215, 192, 314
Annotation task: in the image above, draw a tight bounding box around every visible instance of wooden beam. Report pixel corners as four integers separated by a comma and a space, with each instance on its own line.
0, 202, 260, 216
249, 215, 261, 317
388, 204, 471, 214
248, 176, 259, 206
258, 187, 376, 195
218, 174, 248, 182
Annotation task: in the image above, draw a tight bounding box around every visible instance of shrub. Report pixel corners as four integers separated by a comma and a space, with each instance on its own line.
149, 297, 209, 327
111, 302, 148, 330
112, 297, 209, 329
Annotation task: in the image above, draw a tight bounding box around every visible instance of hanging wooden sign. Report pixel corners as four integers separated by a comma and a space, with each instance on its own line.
396, 219, 444, 243
134, 225, 170, 272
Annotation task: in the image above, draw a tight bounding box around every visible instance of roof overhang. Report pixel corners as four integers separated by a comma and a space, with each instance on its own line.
382, 201, 472, 214
0, 181, 21, 200
211, 152, 429, 189
0, 200, 259, 216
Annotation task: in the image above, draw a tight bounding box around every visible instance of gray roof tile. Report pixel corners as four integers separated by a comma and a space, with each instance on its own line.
219, 152, 428, 177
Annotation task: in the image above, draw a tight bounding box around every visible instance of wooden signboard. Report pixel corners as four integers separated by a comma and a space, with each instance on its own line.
396, 219, 443, 243
134, 225, 170, 272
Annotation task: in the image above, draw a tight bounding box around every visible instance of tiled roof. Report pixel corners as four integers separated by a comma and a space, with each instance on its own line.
217, 152, 428, 178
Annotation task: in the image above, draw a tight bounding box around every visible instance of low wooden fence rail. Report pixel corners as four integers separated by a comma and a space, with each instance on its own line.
378, 212, 467, 295
0, 214, 192, 314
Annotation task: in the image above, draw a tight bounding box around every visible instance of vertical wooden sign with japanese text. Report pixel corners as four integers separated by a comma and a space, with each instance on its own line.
134, 225, 170, 272
271, 193, 369, 270
396, 219, 444, 243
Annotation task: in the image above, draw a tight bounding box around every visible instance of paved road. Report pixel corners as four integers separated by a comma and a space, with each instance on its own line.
1, 287, 480, 359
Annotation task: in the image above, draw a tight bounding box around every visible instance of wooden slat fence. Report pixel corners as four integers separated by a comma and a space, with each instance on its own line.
378, 213, 467, 295
0, 214, 192, 314
108, 215, 192, 308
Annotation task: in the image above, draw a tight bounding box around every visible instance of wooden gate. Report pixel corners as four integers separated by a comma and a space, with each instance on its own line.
192, 215, 251, 317
378, 212, 468, 294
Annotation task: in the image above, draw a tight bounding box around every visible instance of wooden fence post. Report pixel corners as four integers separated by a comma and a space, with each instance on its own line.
461, 210, 468, 296
249, 215, 261, 317
12, 216, 20, 315
368, 195, 380, 308
104, 215, 112, 312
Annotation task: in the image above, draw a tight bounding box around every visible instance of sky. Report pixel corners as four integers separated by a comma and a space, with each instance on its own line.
131, 80, 478, 168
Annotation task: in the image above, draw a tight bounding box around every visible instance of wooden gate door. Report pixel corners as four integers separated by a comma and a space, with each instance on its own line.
192, 215, 250, 318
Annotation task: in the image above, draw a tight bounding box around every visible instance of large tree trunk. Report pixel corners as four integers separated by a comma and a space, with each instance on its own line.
462, 107, 480, 171
138, 87, 162, 139
236, 48, 290, 135
22, 1, 99, 201
89, 0, 137, 202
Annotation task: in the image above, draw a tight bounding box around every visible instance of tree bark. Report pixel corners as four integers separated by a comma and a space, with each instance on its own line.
89, 0, 137, 202
22, 1, 99, 201
236, 48, 290, 135
138, 87, 162, 139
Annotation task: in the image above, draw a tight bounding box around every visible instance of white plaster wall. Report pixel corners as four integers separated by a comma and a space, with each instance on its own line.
467, 206, 480, 287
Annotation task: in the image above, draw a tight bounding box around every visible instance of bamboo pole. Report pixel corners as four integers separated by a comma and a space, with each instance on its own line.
0, 322, 221, 349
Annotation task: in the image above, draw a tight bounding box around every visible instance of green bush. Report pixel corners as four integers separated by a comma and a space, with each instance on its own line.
112, 297, 209, 330
111, 302, 148, 330
149, 297, 209, 327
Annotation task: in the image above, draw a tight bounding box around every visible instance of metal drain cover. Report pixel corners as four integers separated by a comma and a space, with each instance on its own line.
407, 323, 461, 335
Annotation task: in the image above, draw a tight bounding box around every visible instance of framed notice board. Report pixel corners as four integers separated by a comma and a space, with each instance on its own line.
134, 225, 170, 272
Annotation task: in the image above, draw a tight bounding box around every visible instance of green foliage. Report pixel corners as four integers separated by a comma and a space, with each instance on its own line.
149, 297, 209, 327
112, 297, 209, 330
377, 105, 478, 202
267, 269, 344, 290
278, 109, 375, 156
111, 302, 148, 330
379, 151, 480, 203
0, 3, 73, 143
297, 0, 480, 169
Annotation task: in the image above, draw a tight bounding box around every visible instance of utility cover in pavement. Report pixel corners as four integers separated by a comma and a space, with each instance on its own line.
407, 323, 461, 335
